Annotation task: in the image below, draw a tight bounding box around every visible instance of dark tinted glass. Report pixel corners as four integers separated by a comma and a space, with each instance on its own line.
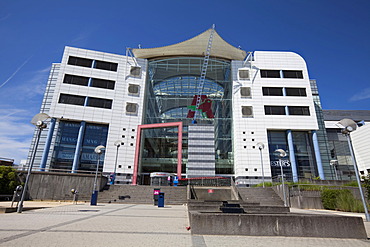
264, 106, 286, 115
288, 106, 310, 115
63, 74, 89, 86
58, 94, 85, 106
260, 70, 280, 78
67, 56, 93, 68
285, 88, 307, 96
94, 60, 118, 72
91, 78, 115, 90
282, 70, 303, 79
262, 87, 283, 96
87, 97, 112, 109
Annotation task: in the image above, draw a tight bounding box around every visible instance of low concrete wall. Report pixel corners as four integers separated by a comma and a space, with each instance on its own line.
19, 171, 108, 201
189, 212, 367, 239
290, 195, 324, 209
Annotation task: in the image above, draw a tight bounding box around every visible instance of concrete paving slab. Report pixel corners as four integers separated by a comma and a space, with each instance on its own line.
0, 202, 369, 247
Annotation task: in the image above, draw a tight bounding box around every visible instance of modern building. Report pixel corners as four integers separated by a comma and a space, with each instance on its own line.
323, 110, 370, 179
27, 28, 347, 186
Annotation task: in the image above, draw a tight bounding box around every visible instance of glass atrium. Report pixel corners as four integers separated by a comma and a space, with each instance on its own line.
139, 57, 233, 183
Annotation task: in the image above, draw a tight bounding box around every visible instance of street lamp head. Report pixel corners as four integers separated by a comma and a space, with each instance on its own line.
94, 145, 105, 154
338, 118, 357, 134
114, 140, 121, 147
274, 149, 287, 158
256, 142, 264, 150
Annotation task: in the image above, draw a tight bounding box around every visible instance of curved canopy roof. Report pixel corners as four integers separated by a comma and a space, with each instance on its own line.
132, 29, 246, 61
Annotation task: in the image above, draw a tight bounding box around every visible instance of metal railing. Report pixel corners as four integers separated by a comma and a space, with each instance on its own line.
179, 176, 231, 187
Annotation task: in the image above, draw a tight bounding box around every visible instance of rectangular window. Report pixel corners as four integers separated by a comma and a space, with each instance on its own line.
288, 106, 310, 115
91, 78, 115, 90
260, 70, 280, 78
264, 106, 286, 115
87, 97, 112, 109
58, 94, 85, 106
63, 74, 89, 86
94, 60, 118, 72
282, 70, 303, 79
67, 56, 93, 68
285, 88, 307, 96
262, 87, 283, 96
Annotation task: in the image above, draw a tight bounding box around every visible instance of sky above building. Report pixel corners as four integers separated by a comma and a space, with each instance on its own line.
1, 0, 369, 164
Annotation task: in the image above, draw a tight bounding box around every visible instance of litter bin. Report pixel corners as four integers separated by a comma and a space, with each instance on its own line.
153, 188, 160, 206
90, 190, 98, 206
158, 192, 165, 207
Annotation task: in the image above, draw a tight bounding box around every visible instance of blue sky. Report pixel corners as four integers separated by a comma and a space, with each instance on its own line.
1, 0, 369, 164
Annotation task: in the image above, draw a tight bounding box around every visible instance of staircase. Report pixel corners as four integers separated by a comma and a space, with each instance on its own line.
98, 185, 187, 205
237, 187, 285, 206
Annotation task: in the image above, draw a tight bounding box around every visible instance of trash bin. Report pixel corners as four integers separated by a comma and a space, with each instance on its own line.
91, 190, 98, 206
158, 192, 165, 207
153, 188, 160, 206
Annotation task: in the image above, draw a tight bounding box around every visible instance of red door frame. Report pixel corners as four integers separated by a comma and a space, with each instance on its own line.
132, 122, 183, 185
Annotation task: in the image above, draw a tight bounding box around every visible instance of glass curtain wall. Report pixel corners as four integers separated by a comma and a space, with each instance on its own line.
267, 130, 317, 181
51, 121, 108, 171
141, 57, 233, 179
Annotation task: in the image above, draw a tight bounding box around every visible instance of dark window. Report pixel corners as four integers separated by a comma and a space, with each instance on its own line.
264, 106, 286, 115
128, 84, 139, 94
288, 106, 310, 116
87, 97, 112, 109
91, 78, 115, 90
94, 60, 118, 72
130, 66, 141, 77
260, 70, 280, 78
67, 56, 93, 68
285, 88, 307, 96
63, 74, 89, 86
58, 94, 85, 106
282, 70, 303, 79
241, 106, 253, 117
240, 87, 251, 97
126, 103, 138, 113
262, 87, 283, 96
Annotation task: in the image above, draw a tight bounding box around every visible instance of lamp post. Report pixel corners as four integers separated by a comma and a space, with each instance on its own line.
18, 113, 49, 213
330, 159, 339, 180
338, 119, 370, 221
257, 142, 265, 188
274, 149, 288, 207
91, 145, 105, 206
112, 140, 121, 185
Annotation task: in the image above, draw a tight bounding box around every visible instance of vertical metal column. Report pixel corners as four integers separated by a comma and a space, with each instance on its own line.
312, 130, 325, 179
286, 130, 298, 182
72, 121, 86, 173
40, 118, 56, 169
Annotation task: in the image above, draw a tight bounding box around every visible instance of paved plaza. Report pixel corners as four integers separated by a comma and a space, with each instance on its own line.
0, 202, 369, 247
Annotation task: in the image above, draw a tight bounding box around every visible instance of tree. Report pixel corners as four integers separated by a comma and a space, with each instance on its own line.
0, 166, 21, 195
